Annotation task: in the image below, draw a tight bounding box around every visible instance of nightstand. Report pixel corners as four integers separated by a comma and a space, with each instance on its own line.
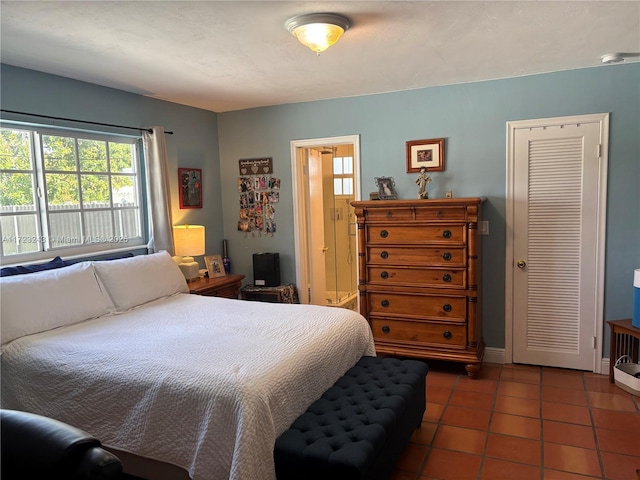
188, 274, 245, 299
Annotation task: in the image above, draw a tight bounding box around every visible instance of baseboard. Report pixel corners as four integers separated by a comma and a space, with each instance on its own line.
601, 358, 610, 376
482, 347, 610, 375
483, 347, 505, 365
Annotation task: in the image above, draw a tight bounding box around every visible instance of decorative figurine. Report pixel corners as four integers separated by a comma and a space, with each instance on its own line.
416, 166, 432, 199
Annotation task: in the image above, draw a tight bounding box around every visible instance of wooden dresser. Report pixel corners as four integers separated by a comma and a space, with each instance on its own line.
352, 198, 485, 377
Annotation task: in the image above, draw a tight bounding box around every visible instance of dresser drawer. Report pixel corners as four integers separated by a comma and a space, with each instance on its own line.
367, 266, 466, 288
371, 318, 467, 347
368, 246, 466, 267
365, 207, 414, 221
414, 206, 467, 221
367, 225, 465, 244
368, 291, 466, 319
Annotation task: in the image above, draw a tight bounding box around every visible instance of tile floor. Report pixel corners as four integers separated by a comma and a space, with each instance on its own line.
391, 361, 640, 480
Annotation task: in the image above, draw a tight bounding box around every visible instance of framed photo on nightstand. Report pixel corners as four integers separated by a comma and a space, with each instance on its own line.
205, 255, 226, 278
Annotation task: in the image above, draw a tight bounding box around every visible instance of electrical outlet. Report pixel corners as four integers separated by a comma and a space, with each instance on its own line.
478, 221, 489, 235
446, 191, 453, 198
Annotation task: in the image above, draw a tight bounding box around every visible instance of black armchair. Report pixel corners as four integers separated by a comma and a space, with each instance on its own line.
1, 409, 123, 480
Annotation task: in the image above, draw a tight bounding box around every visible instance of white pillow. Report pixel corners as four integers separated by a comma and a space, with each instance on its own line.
0, 262, 110, 345
93, 251, 188, 312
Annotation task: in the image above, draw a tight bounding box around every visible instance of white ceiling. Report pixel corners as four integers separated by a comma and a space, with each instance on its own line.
1, 1, 639, 113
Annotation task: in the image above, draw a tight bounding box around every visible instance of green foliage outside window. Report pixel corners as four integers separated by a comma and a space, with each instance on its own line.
1, 129, 137, 207
1, 124, 143, 258
0, 130, 34, 206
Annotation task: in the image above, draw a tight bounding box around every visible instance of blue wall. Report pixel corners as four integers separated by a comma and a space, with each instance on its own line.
2, 63, 638, 354
0, 64, 222, 261
218, 64, 640, 351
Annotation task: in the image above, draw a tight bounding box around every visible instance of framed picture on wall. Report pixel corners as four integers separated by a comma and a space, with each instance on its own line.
179, 168, 202, 209
205, 254, 226, 278
406, 138, 445, 173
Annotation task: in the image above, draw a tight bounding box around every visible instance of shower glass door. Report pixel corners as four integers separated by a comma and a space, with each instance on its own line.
323, 146, 357, 310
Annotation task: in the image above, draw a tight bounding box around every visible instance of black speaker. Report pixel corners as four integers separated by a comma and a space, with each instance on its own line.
253, 253, 280, 287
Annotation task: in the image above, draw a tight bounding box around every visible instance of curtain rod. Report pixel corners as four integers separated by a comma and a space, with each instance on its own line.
0, 109, 174, 135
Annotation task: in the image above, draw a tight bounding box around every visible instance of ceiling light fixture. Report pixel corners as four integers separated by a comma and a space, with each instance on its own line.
285, 13, 351, 55
601, 53, 625, 64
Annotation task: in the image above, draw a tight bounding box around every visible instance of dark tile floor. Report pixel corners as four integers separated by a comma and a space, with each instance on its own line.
390, 362, 640, 480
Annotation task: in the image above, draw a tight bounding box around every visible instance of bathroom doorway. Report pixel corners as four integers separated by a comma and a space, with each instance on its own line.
290, 135, 361, 309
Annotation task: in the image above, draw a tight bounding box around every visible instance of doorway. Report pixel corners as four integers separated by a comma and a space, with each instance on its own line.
505, 114, 609, 372
290, 135, 361, 307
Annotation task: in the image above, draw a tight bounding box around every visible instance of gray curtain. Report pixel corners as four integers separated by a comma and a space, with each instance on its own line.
142, 127, 174, 254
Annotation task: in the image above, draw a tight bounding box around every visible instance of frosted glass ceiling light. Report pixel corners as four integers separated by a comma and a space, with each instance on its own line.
285, 13, 351, 55
601, 53, 625, 64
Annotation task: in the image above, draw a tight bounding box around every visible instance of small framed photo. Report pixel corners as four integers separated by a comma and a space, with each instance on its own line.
179, 168, 202, 209
375, 177, 398, 200
205, 254, 226, 278
406, 138, 445, 173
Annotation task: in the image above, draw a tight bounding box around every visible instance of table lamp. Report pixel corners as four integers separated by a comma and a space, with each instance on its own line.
173, 224, 205, 281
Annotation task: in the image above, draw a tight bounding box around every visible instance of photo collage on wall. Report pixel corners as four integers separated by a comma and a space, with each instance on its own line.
237, 157, 279, 236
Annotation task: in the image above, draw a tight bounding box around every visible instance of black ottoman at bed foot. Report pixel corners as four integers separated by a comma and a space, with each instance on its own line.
274, 356, 428, 480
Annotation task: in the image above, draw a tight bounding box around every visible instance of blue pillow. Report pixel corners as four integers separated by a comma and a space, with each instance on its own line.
0, 256, 66, 277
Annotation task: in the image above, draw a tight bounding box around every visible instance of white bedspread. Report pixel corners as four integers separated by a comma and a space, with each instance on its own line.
1, 293, 375, 480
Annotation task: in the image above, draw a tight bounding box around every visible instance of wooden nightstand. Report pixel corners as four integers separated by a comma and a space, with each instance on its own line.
188, 274, 245, 299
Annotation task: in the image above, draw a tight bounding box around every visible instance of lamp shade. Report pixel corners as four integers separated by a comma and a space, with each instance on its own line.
285, 13, 351, 54
173, 225, 205, 257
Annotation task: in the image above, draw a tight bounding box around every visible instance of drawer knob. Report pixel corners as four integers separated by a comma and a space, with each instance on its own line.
442, 274, 452, 282
380, 271, 389, 279
443, 303, 452, 312
380, 250, 389, 259
380, 230, 389, 238
442, 230, 452, 239
386, 211, 393, 218
443, 330, 452, 340
382, 325, 390, 334
381, 299, 390, 308
442, 252, 452, 261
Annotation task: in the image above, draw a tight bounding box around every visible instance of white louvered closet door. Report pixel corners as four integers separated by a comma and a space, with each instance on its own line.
513, 121, 602, 370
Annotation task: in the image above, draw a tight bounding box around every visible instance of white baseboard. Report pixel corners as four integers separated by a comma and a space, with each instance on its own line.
483, 347, 505, 364
601, 358, 610, 376
482, 347, 610, 376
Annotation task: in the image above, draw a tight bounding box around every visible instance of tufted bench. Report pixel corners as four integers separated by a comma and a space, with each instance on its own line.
274, 356, 428, 480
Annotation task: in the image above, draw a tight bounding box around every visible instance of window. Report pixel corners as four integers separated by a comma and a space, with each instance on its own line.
332, 156, 353, 195
0, 124, 146, 262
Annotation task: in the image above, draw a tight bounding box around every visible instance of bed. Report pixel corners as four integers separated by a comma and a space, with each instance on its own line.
0, 252, 376, 480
